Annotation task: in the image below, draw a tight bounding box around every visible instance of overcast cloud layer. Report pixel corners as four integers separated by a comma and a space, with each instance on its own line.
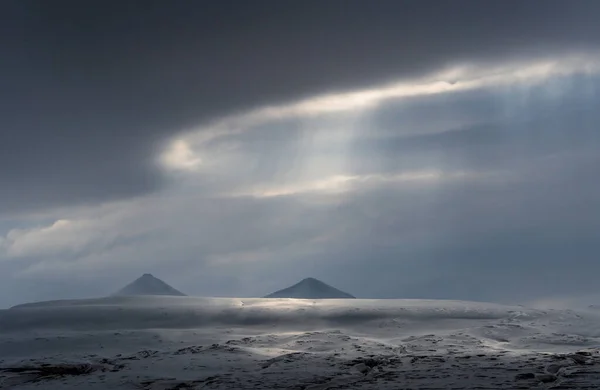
1, 1, 600, 308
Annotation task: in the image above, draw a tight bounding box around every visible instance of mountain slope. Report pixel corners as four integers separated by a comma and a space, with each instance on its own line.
264, 277, 355, 299
113, 273, 186, 296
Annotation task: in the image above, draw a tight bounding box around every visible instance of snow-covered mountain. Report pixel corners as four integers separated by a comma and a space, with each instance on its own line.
264, 277, 355, 299
112, 273, 186, 296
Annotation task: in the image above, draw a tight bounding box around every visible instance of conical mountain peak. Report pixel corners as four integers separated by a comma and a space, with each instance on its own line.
113, 274, 186, 297
265, 277, 355, 299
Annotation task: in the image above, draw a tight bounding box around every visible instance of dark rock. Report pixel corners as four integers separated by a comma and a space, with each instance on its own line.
353, 363, 370, 374
546, 364, 563, 374
536, 373, 557, 383
515, 372, 535, 380
569, 354, 589, 364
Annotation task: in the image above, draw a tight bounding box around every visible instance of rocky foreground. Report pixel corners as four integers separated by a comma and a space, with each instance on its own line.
2, 297, 600, 389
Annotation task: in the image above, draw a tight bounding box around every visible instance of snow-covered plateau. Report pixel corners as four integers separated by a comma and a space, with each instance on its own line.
2, 296, 600, 389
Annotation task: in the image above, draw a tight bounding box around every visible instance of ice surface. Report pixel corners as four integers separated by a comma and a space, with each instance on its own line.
2, 297, 600, 389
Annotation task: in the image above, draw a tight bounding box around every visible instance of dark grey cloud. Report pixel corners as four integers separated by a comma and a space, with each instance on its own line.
2, 0, 600, 213
3, 1, 600, 308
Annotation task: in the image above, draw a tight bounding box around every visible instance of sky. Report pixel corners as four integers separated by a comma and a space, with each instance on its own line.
1, 0, 600, 308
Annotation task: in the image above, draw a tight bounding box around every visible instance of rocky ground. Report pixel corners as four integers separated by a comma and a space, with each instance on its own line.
2, 297, 600, 389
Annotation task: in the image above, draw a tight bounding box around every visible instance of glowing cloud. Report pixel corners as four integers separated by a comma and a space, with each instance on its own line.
229, 170, 475, 198
180, 54, 600, 146
159, 139, 202, 171
156, 54, 600, 200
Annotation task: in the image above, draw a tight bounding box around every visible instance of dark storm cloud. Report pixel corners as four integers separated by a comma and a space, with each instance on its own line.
2, 0, 600, 213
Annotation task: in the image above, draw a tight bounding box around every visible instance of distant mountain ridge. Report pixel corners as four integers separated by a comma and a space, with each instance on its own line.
265, 277, 355, 299
113, 273, 186, 296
